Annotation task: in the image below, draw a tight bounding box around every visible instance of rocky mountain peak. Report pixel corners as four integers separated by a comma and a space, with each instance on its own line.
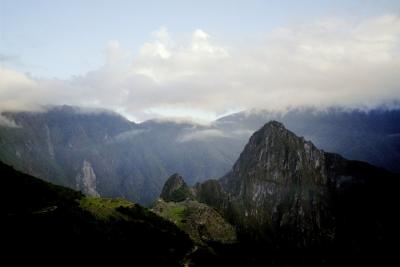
160, 173, 193, 202
246, 120, 310, 150
261, 120, 285, 130
223, 121, 326, 193
211, 121, 336, 244
155, 174, 237, 244
194, 119, 399, 256
162, 173, 186, 189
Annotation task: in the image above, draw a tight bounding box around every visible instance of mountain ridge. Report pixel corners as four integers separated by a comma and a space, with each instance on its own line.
179, 121, 399, 265
1, 105, 399, 206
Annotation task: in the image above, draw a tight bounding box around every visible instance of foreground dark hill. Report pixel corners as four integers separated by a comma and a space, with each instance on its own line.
1, 105, 399, 205
193, 121, 400, 265
1, 159, 274, 266
2, 161, 193, 264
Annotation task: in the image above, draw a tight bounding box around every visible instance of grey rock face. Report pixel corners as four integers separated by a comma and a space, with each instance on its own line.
196, 121, 399, 248
216, 108, 400, 174
218, 121, 332, 243
76, 160, 99, 197
160, 173, 193, 202
0, 106, 238, 205
1, 106, 399, 206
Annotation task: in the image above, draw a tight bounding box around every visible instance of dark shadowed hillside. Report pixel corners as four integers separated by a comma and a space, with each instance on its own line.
2, 160, 194, 264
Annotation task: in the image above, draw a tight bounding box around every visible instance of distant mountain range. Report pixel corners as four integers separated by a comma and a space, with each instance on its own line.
1, 105, 399, 205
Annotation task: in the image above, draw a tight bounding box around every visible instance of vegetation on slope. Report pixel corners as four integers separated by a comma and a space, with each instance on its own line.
160, 173, 194, 202
153, 199, 236, 244
2, 161, 193, 265
79, 197, 135, 221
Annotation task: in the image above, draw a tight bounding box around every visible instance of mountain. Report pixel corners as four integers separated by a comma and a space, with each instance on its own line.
1, 105, 399, 206
216, 107, 400, 173
160, 173, 194, 202
193, 121, 400, 265
4, 115, 399, 265
2, 160, 194, 264
2, 159, 247, 266
153, 173, 236, 245
0, 106, 238, 205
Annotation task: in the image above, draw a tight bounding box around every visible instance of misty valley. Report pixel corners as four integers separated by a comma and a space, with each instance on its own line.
2, 106, 399, 266
2, 1, 400, 266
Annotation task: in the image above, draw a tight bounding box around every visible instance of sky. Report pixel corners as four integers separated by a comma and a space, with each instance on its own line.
1, 0, 400, 122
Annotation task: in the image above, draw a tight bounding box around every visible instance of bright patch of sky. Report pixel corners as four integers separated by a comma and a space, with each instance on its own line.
1, 0, 400, 122
1, 0, 398, 78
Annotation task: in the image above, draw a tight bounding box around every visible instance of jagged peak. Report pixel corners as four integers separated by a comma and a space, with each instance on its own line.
165, 173, 185, 185
249, 120, 312, 147
226, 120, 324, 184
160, 173, 193, 202
248, 120, 298, 145
257, 120, 289, 134
264, 120, 285, 128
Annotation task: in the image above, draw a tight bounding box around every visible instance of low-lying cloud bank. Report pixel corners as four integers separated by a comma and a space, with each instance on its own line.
1, 15, 400, 122
177, 129, 229, 143
0, 114, 19, 127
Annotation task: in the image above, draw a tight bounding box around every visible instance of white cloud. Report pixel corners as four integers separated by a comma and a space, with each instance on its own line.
0, 114, 19, 127
105, 40, 127, 65
177, 126, 255, 143
113, 129, 149, 142
191, 29, 229, 56
1, 15, 400, 122
177, 129, 228, 142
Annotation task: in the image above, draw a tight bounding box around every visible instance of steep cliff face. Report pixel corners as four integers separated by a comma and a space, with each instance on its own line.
0, 106, 238, 205
76, 160, 99, 197
196, 121, 399, 252
2, 106, 399, 206
216, 108, 400, 173
219, 121, 333, 243
160, 173, 194, 202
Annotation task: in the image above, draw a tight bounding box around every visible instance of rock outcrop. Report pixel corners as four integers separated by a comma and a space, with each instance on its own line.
217, 121, 332, 243
160, 173, 194, 202
195, 121, 399, 252
76, 160, 99, 197
155, 173, 237, 244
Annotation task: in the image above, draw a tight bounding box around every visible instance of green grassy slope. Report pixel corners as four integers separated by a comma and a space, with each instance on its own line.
153, 199, 236, 245
2, 161, 193, 265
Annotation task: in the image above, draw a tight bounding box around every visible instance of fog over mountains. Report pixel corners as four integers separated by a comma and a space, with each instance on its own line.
4, 118, 398, 265
3, 2, 400, 265
1, 105, 399, 205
